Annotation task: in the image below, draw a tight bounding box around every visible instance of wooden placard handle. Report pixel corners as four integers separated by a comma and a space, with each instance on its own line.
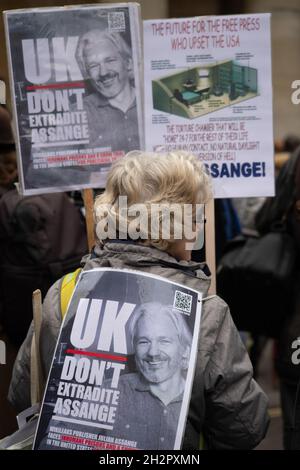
83, 188, 96, 252
31, 289, 44, 404
205, 199, 216, 295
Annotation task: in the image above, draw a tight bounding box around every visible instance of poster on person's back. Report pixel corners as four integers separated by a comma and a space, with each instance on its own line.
33, 268, 202, 450
144, 14, 274, 198
4, 4, 143, 195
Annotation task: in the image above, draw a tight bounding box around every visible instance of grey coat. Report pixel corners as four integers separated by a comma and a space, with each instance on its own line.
9, 242, 269, 449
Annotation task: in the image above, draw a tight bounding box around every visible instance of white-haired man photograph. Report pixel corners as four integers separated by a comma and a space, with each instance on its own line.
108, 301, 192, 449
76, 29, 140, 153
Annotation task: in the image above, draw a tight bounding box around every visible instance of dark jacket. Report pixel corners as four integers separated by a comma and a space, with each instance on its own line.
256, 147, 300, 382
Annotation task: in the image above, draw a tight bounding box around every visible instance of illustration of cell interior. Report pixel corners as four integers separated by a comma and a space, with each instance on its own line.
152, 60, 258, 119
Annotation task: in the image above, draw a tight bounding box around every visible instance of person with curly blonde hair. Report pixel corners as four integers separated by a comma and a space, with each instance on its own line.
9, 150, 269, 449
94, 150, 211, 258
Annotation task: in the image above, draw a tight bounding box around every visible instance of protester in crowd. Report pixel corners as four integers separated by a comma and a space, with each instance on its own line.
0, 105, 17, 198
0, 104, 19, 439
76, 29, 140, 152
9, 150, 269, 449
230, 195, 267, 371
25, 30, 140, 189
255, 144, 300, 449
0, 105, 88, 346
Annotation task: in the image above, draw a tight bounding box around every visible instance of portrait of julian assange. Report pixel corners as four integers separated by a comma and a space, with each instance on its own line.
109, 301, 192, 450
76, 29, 140, 153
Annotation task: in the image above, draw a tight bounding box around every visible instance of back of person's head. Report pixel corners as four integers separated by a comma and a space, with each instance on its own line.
94, 150, 212, 251
0, 105, 17, 189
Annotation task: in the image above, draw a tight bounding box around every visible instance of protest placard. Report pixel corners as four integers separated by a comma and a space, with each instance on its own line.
4, 4, 143, 194
144, 14, 274, 198
34, 268, 202, 450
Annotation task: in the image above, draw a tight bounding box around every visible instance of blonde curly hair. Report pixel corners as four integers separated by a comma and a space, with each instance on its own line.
94, 150, 213, 251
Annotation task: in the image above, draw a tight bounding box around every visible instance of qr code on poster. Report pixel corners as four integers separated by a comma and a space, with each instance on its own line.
108, 12, 126, 32
173, 290, 192, 315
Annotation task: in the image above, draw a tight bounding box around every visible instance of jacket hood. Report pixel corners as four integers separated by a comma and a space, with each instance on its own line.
81, 241, 211, 297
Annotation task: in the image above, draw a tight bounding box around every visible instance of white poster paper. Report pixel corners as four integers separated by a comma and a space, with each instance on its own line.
34, 268, 202, 450
144, 14, 274, 198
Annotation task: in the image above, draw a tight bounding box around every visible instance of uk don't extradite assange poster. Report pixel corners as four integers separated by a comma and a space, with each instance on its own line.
143, 14, 274, 198
33, 268, 202, 450
4, 4, 143, 195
